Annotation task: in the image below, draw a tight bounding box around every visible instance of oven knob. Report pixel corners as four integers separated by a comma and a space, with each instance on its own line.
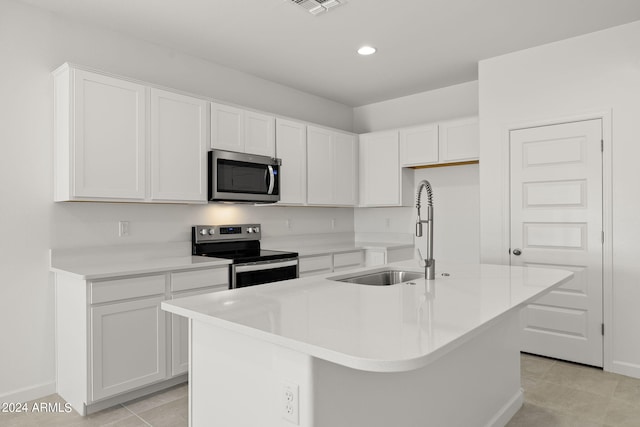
199, 229, 208, 236
253, 226, 260, 233
208, 228, 216, 235
247, 227, 254, 234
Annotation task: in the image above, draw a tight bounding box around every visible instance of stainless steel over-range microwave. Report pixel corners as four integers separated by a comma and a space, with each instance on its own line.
208, 149, 281, 203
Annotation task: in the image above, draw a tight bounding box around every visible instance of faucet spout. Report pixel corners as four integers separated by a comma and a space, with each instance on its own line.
416, 180, 435, 280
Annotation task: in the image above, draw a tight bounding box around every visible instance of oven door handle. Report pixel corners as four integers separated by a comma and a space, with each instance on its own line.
267, 165, 275, 195
234, 259, 298, 273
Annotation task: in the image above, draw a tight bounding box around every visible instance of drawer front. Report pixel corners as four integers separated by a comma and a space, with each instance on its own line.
91, 274, 166, 304
299, 255, 332, 274
333, 251, 364, 269
171, 267, 228, 293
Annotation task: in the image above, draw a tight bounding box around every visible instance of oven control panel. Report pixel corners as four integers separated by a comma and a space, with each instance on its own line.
193, 224, 261, 243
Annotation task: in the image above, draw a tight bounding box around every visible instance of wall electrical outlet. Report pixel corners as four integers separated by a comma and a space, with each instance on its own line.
281, 381, 299, 425
118, 221, 130, 237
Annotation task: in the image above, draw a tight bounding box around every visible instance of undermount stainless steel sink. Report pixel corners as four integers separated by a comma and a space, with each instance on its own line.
330, 269, 424, 286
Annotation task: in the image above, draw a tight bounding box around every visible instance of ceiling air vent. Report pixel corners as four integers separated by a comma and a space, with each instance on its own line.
290, 0, 344, 16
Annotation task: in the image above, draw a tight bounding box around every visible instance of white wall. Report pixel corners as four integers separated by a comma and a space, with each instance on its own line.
479, 20, 640, 378
352, 81, 479, 134
0, 0, 354, 401
353, 82, 480, 263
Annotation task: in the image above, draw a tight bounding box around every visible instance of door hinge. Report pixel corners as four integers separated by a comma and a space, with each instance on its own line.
601, 139, 604, 152
601, 323, 605, 336
602, 231, 605, 244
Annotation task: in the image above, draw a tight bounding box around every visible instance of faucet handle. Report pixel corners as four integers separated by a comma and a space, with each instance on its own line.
416, 248, 427, 267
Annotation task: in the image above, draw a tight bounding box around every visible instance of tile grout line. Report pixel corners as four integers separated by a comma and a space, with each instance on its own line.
120, 403, 153, 427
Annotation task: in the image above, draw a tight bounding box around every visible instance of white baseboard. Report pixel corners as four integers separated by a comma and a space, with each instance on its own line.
612, 360, 640, 380
0, 382, 56, 404
486, 388, 524, 427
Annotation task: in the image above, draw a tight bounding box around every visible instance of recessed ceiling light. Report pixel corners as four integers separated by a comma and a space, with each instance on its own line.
357, 46, 377, 56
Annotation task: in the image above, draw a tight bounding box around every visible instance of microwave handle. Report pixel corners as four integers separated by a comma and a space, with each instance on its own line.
267, 165, 275, 195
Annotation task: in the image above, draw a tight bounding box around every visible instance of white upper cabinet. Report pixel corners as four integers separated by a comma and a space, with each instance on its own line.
438, 117, 479, 162
400, 124, 439, 167
54, 64, 209, 203
275, 118, 307, 205
211, 102, 275, 156
244, 111, 276, 156
307, 126, 357, 206
55, 67, 147, 201
150, 88, 207, 202
210, 103, 243, 152
398, 117, 478, 167
333, 132, 358, 206
359, 130, 413, 207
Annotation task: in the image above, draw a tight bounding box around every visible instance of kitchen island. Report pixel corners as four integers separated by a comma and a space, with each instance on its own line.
162, 261, 572, 427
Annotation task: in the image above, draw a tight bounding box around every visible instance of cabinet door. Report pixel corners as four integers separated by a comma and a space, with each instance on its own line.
400, 124, 439, 167
333, 250, 364, 271
72, 69, 146, 200
244, 111, 275, 156
171, 285, 227, 376
438, 117, 479, 162
150, 89, 207, 202
211, 102, 244, 152
276, 119, 307, 205
307, 126, 334, 205
299, 254, 333, 278
332, 133, 358, 206
91, 296, 166, 401
360, 131, 402, 206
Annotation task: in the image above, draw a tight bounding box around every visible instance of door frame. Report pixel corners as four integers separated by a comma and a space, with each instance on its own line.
500, 109, 613, 371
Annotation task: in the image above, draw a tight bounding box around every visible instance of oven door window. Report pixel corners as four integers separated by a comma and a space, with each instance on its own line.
217, 159, 279, 195
234, 264, 297, 288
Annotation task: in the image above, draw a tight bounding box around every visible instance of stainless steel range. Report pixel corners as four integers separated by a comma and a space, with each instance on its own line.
192, 224, 299, 289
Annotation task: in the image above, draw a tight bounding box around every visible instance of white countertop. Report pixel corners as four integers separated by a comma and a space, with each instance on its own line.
51, 255, 231, 280
162, 260, 573, 373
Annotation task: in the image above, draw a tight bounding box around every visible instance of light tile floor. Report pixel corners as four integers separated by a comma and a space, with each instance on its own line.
2, 353, 639, 426
0, 383, 188, 427
507, 353, 640, 427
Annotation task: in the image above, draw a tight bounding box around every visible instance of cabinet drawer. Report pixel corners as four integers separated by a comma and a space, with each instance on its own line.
171, 268, 228, 293
333, 251, 364, 269
299, 255, 332, 274
91, 274, 166, 304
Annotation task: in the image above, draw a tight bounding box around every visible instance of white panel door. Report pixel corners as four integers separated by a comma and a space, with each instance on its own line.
150, 88, 207, 202
332, 132, 358, 206
91, 296, 167, 400
73, 69, 146, 200
211, 102, 244, 151
360, 131, 401, 206
276, 119, 307, 205
244, 111, 275, 156
510, 119, 603, 366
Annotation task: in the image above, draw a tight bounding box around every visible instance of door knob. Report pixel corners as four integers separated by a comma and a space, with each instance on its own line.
512, 248, 522, 256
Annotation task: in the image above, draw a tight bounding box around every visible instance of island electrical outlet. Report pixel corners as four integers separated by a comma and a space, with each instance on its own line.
281, 381, 299, 425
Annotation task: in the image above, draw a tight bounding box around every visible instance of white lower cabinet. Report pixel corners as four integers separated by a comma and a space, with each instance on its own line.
333, 251, 365, 272
91, 296, 167, 401
55, 264, 229, 415
365, 246, 415, 267
299, 254, 333, 278
299, 250, 365, 277
170, 268, 229, 376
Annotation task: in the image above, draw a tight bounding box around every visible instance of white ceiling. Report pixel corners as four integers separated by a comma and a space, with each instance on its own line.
20, 0, 640, 106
